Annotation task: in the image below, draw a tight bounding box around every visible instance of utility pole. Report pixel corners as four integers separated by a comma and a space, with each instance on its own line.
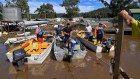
113, 14, 124, 79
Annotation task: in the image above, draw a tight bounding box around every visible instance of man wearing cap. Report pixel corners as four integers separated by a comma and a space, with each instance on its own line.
94, 23, 107, 44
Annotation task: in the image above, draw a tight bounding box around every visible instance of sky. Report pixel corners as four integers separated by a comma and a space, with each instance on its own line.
0, 0, 111, 13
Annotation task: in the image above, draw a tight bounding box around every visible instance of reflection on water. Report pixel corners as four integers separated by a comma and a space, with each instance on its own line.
0, 35, 140, 79
129, 41, 137, 55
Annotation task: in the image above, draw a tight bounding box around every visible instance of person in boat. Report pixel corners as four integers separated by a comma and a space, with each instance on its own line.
62, 23, 72, 47
85, 21, 92, 40
62, 23, 73, 61
35, 24, 44, 42
56, 25, 62, 36
94, 22, 107, 44
120, 10, 140, 37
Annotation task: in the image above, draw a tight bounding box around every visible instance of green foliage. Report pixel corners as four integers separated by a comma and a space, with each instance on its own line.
61, 0, 80, 18
81, 8, 111, 18
16, 0, 30, 20
35, 3, 56, 18
16, 0, 29, 13
99, 0, 140, 17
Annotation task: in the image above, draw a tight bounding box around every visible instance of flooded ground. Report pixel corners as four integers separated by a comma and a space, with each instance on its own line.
0, 35, 140, 79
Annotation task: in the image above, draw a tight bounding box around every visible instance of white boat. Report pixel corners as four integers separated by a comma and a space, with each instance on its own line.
54, 36, 87, 61
4, 35, 36, 45
6, 35, 55, 64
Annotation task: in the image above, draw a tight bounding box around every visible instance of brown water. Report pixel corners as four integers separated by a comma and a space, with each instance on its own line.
0, 35, 140, 79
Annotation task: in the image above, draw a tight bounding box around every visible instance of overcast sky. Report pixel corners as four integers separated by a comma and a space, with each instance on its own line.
0, 0, 112, 13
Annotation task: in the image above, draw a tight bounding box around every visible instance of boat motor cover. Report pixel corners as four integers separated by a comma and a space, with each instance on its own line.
13, 48, 27, 62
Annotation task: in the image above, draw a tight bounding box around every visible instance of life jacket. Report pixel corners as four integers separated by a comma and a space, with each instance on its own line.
97, 26, 104, 35
38, 28, 43, 35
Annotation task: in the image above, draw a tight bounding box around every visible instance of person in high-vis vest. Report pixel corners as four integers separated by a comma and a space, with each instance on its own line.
94, 23, 107, 44
120, 10, 140, 37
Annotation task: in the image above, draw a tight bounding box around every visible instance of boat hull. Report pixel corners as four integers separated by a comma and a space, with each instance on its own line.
77, 37, 114, 53
54, 36, 87, 61
6, 37, 55, 64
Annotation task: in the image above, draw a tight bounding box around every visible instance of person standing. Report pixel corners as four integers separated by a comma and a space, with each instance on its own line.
94, 23, 107, 44
85, 21, 92, 40
35, 24, 43, 42
56, 25, 62, 36
62, 23, 73, 62
62, 23, 72, 47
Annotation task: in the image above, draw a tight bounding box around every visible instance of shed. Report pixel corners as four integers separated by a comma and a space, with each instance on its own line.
129, 9, 140, 21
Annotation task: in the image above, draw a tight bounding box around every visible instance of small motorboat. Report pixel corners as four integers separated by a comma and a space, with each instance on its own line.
54, 35, 87, 61
77, 30, 115, 53
6, 35, 55, 65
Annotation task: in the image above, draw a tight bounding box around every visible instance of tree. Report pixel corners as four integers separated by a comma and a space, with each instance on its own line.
81, 8, 110, 18
16, 0, 30, 20
35, 3, 56, 18
60, 0, 80, 18
99, 0, 140, 17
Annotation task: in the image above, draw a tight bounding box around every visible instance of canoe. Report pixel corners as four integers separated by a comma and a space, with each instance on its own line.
6, 35, 55, 64
54, 35, 87, 61
77, 30, 114, 53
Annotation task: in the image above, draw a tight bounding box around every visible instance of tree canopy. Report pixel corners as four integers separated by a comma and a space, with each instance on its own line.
61, 0, 80, 18
16, 0, 30, 20
35, 3, 56, 18
81, 8, 111, 18
99, 0, 140, 17
16, 0, 29, 13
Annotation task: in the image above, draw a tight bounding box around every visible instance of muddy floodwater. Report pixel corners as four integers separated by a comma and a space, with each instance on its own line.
0, 35, 140, 79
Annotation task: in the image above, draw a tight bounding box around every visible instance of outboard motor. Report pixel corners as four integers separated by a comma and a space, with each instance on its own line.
13, 48, 27, 68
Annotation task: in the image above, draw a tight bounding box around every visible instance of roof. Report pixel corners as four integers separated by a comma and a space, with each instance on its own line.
129, 9, 140, 13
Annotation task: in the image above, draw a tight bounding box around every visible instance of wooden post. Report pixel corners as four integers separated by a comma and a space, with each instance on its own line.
113, 15, 124, 79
